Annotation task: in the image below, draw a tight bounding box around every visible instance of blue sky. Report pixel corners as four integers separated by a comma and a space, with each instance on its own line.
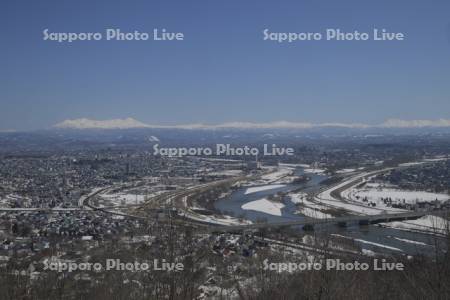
1, 0, 450, 130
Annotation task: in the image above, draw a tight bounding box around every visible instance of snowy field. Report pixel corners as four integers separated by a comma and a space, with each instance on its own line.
244, 184, 286, 195
298, 207, 333, 219
182, 211, 252, 225
99, 190, 166, 206
381, 215, 449, 235
314, 169, 405, 215
303, 168, 326, 174
241, 198, 285, 216
289, 193, 333, 219
315, 168, 450, 235
100, 193, 146, 205
343, 185, 449, 206
260, 167, 294, 182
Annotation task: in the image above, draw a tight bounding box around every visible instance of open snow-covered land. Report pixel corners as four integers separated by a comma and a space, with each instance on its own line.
182, 210, 252, 226
244, 184, 286, 195
207, 169, 243, 177
99, 190, 166, 207
278, 163, 310, 168
398, 157, 449, 168
100, 193, 147, 205
298, 206, 333, 219
315, 197, 384, 215
314, 166, 450, 235
389, 236, 429, 246
241, 198, 285, 216
343, 184, 449, 206
336, 168, 356, 174
260, 167, 294, 182
315, 169, 409, 215
289, 193, 333, 219
332, 234, 403, 252
316, 181, 392, 215
244, 166, 294, 186
303, 168, 326, 174
381, 215, 449, 235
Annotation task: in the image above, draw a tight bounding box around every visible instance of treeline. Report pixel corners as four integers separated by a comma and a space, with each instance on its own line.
0, 224, 449, 299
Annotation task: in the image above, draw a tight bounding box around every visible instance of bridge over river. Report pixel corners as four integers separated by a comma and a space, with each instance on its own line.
208, 210, 450, 233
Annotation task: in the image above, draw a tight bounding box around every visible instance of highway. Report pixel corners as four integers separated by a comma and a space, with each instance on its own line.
4, 164, 449, 235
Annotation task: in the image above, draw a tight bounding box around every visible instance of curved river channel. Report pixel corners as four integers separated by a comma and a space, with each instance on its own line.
214, 168, 448, 256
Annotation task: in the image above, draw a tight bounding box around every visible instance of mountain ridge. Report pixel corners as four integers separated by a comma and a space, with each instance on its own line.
53, 118, 450, 130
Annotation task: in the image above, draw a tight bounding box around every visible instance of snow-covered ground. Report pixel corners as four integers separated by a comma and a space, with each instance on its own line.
332, 234, 403, 252
317, 171, 381, 201
100, 193, 147, 205
303, 168, 326, 174
289, 193, 308, 204
315, 169, 406, 215
381, 215, 449, 235
315, 168, 450, 235
208, 170, 243, 177
289, 193, 333, 219
389, 236, 429, 246
182, 210, 252, 225
398, 157, 449, 167
99, 190, 166, 206
336, 168, 356, 174
241, 198, 285, 216
315, 198, 384, 215
260, 167, 294, 183
279, 163, 310, 168
299, 207, 333, 219
244, 166, 294, 186
343, 185, 449, 206
244, 184, 286, 195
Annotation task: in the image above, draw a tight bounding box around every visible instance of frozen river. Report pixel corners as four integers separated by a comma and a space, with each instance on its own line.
214, 167, 448, 256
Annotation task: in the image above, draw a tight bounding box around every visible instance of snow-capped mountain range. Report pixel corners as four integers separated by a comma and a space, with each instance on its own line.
53, 118, 450, 130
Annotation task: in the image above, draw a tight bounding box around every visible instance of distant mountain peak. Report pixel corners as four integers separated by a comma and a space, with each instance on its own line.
54, 118, 150, 129
52, 118, 450, 130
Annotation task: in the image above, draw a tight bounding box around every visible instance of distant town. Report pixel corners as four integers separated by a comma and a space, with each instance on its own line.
0, 126, 449, 298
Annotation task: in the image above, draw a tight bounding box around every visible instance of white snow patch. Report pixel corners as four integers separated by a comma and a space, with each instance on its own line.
55, 118, 151, 129
362, 249, 376, 256
383, 215, 449, 235
304, 168, 325, 174
260, 167, 293, 182
148, 135, 160, 142
346, 188, 449, 205
336, 168, 356, 174
332, 234, 403, 252
391, 237, 429, 246
289, 193, 333, 219
241, 199, 285, 216
208, 170, 243, 177
298, 207, 332, 219
244, 184, 286, 195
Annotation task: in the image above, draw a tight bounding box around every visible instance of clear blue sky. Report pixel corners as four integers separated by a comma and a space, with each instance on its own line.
1, 0, 450, 130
